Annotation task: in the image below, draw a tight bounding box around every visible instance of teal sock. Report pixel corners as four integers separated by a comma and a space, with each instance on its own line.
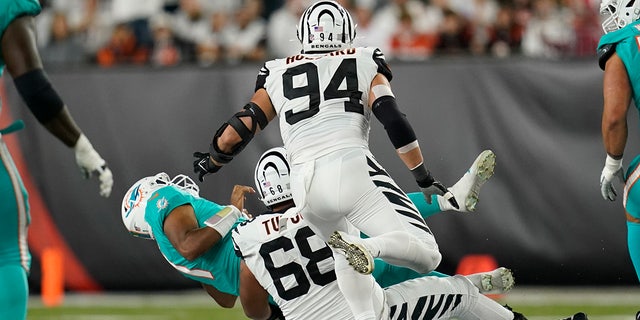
407, 192, 442, 219
627, 221, 640, 282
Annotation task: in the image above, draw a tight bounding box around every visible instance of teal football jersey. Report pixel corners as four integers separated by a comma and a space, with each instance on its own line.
598, 20, 640, 106
145, 186, 244, 295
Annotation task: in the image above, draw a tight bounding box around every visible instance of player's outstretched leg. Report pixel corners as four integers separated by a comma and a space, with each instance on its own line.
328, 231, 374, 274
441, 149, 496, 212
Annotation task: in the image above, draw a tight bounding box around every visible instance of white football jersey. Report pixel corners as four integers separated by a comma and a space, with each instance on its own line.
255, 47, 393, 164
232, 209, 354, 320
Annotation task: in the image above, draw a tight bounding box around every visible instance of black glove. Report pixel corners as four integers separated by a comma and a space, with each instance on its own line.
267, 303, 285, 320
412, 165, 459, 209
193, 151, 222, 182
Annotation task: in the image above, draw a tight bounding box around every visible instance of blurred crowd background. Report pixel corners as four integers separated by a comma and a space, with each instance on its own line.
36, 0, 602, 68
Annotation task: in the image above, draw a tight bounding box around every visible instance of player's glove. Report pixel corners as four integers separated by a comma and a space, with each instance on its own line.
600, 154, 624, 201
193, 151, 222, 182
412, 164, 459, 209
267, 303, 285, 320
74, 134, 113, 197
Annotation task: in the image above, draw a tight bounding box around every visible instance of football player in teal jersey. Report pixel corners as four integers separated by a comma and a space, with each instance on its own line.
121, 147, 512, 317
0, 1, 112, 319
597, 0, 640, 286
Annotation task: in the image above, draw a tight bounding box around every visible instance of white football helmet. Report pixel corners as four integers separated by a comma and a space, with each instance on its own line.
170, 174, 200, 197
601, 0, 640, 33
122, 172, 203, 239
121, 172, 172, 240
297, 0, 356, 54
254, 147, 293, 208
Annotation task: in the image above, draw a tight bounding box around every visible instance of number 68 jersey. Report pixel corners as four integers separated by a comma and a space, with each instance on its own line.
232, 210, 355, 320
255, 47, 393, 165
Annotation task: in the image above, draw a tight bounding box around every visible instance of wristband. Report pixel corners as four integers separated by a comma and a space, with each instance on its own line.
411, 164, 434, 188
204, 206, 241, 236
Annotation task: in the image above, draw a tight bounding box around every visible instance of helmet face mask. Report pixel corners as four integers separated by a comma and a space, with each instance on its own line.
297, 0, 356, 53
171, 174, 200, 197
121, 172, 171, 240
601, 0, 640, 33
254, 147, 293, 209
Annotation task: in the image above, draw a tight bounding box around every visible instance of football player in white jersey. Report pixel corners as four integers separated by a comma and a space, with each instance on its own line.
231, 147, 588, 320
193, 2, 457, 318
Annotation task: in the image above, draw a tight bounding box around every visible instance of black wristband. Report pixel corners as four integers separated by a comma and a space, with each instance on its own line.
209, 139, 234, 164
411, 164, 434, 187
267, 303, 284, 320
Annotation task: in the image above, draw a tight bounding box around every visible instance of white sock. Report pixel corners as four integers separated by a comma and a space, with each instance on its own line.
334, 253, 378, 320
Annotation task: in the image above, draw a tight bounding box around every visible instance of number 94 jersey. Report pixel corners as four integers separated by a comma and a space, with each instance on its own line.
232, 210, 356, 320
255, 47, 393, 165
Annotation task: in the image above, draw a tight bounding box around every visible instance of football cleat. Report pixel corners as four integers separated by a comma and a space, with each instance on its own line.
479, 267, 515, 294
449, 150, 496, 212
328, 231, 374, 274
562, 312, 588, 320
504, 305, 527, 320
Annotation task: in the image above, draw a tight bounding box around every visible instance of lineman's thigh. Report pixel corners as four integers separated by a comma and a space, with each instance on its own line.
384, 275, 512, 320
291, 158, 353, 241
0, 264, 28, 320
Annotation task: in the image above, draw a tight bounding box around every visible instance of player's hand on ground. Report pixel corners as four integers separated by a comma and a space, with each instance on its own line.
74, 134, 113, 197
600, 155, 624, 201
193, 151, 222, 182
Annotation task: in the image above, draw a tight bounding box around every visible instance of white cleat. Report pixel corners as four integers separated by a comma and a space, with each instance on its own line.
478, 267, 515, 294
327, 231, 374, 275
450, 150, 496, 212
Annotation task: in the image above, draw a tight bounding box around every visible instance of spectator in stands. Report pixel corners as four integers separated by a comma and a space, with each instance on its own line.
351, 0, 378, 48
149, 13, 181, 67
487, 4, 524, 57
368, 0, 436, 57
40, 11, 88, 67
96, 23, 149, 66
521, 0, 574, 58
467, 0, 499, 55
389, 4, 438, 60
435, 8, 471, 55
219, 0, 267, 64
266, 0, 307, 58
171, 0, 218, 64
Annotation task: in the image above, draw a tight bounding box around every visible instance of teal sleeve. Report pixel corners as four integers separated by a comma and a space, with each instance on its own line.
372, 259, 423, 288
407, 192, 442, 219
372, 259, 452, 288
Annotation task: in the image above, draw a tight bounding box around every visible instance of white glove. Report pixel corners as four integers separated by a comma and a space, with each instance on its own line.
600, 155, 624, 201
74, 134, 113, 197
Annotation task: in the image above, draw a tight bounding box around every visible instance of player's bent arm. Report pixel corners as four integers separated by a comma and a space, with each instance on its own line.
212, 89, 276, 165
367, 73, 424, 169
238, 261, 272, 320
201, 283, 237, 308
163, 204, 223, 261
602, 53, 632, 158
2, 16, 82, 147
230, 185, 255, 213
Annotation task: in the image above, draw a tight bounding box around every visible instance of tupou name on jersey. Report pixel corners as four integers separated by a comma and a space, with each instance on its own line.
261, 212, 303, 235
286, 48, 356, 64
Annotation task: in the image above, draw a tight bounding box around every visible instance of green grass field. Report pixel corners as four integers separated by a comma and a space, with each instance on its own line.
26, 286, 640, 320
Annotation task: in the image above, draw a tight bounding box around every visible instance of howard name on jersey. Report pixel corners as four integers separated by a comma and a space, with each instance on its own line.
254, 47, 393, 164
232, 209, 353, 320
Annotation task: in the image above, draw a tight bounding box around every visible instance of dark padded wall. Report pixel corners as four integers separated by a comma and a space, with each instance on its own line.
3, 57, 637, 291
